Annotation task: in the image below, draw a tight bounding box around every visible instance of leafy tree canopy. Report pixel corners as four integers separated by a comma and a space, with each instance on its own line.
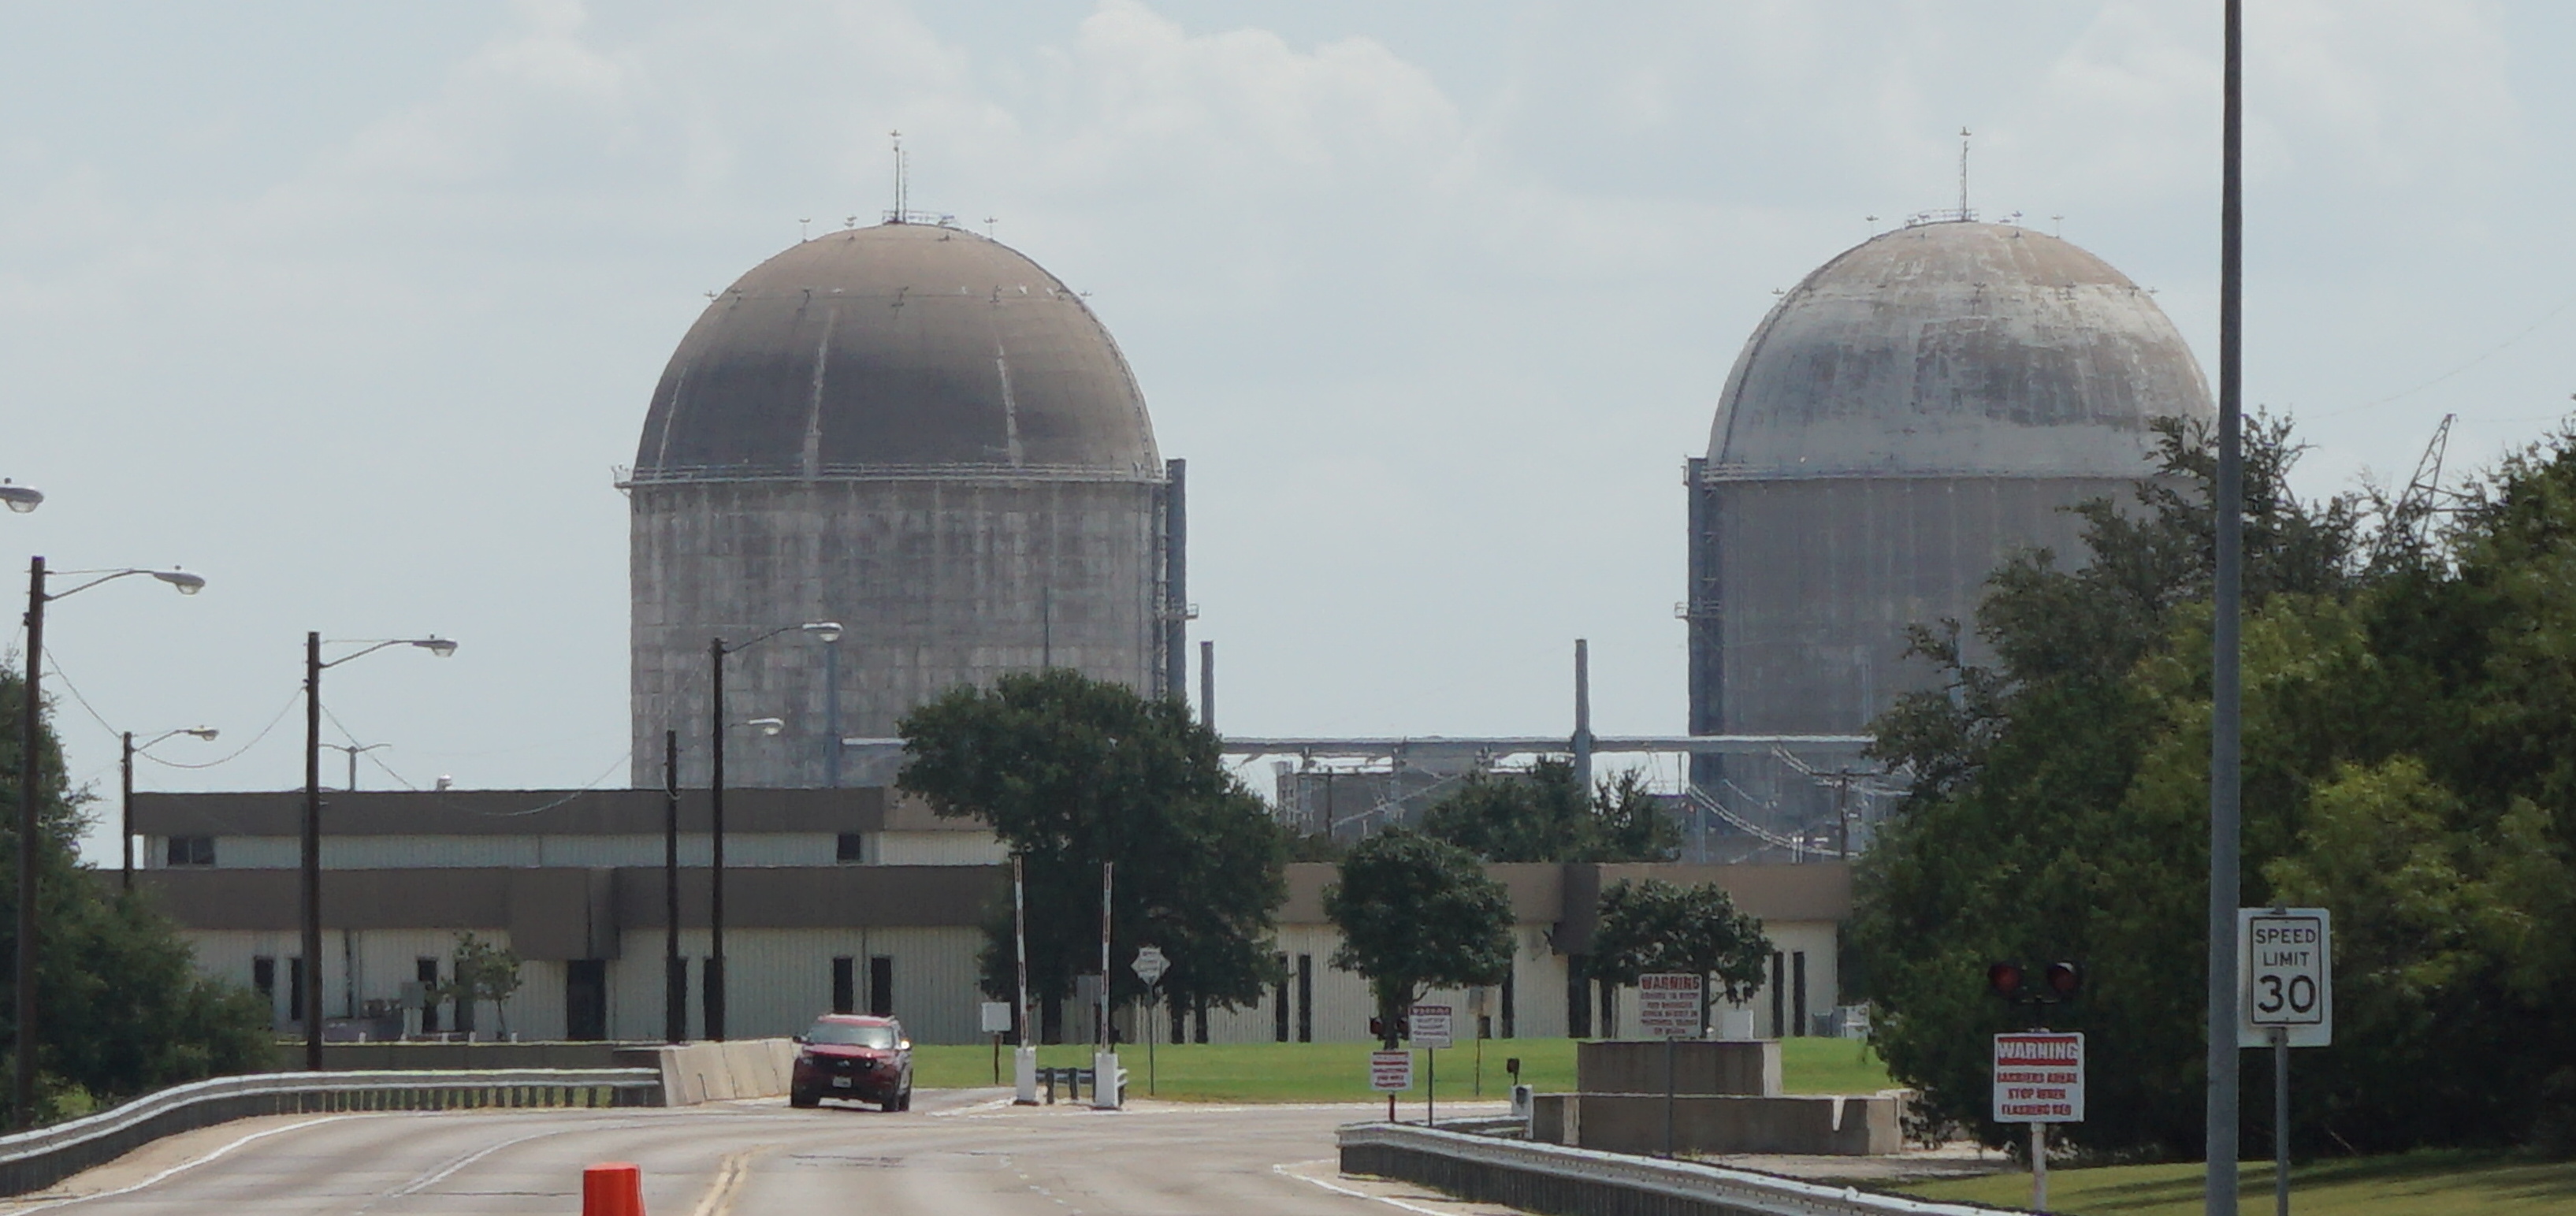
0, 668, 269, 1121
1855, 415, 2576, 1157
898, 669, 1286, 1023
1589, 878, 1772, 1030
1323, 829, 1514, 1047
1420, 759, 1677, 862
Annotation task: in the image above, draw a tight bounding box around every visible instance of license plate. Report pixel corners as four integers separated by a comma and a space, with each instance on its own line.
831, 1077, 852, 1088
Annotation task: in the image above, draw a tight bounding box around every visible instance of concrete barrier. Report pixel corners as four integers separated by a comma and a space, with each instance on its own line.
611, 1040, 799, 1106
1531, 1091, 1906, 1156
1576, 1040, 1782, 1096
1340, 1121, 1992, 1216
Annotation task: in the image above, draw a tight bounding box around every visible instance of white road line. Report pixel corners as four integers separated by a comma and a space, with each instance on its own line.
1271, 1161, 1459, 1216
351, 1119, 648, 1215
3, 1114, 361, 1212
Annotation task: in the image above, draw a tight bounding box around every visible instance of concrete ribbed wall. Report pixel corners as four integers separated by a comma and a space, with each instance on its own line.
1689, 474, 2132, 737
630, 475, 1165, 788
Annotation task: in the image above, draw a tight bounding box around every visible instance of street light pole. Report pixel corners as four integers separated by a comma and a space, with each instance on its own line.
823, 635, 842, 789
664, 729, 683, 1044
17, 559, 203, 1124
121, 728, 216, 891
708, 636, 727, 1043
17, 559, 46, 1126
704, 621, 835, 1041
303, 634, 324, 1069
2206, 2, 2247, 1213
301, 633, 455, 1071
322, 742, 388, 792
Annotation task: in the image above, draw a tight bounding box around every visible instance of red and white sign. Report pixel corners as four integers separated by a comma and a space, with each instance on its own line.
1992, 1032, 2084, 1123
1409, 1005, 1453, 1049
1637, 973, 1705, 1039
1370, 1050, 1414, 1091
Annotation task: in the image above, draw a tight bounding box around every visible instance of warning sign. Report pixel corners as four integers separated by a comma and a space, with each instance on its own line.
1370, 1050, 1414, 1091
1992, 1032, 2084, 1123
1636, 972, 1704, 1039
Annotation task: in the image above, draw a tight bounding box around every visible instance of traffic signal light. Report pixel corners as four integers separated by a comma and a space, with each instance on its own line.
1988, 960, 2082, 1005
1987, 961, 2025, 999
1368, 1016, 1414, 1039
2043, 961, 2081, 997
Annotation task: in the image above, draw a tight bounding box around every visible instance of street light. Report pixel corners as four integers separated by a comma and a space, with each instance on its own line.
18, 558, 203, 1124
303, 633, 454, 1071
320, 742, 391, 791
800, 622, 844, 787
0, 482, 39, 514
705, 622, 831, 1041
121, 727, 218, 890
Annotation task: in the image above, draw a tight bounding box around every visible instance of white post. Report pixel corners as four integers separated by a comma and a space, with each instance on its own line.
1013, 855, 1037, 1104
2032, 1121, 2049, 1212
1094, 861, 1120, 1109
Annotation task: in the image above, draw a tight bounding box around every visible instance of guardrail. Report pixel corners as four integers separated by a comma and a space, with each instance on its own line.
1338, 1122, 2008, 1216
0, 1068, 661, 1199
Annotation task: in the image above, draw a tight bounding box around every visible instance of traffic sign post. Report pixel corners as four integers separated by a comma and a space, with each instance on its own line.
1637, 973, 1705, 1157
1370, 1049, 1413, 1122
980, 1002, 1013, 1083
1994, 1032, 2084, 1212
1411, 1005, 1452, 1126
2240, 908, 2332, 1216
1132, 946, 1168, 1096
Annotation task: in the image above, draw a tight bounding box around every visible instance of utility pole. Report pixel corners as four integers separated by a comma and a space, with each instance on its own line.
2206, 2, 2247, 1213
707, 637, 727, 1042
664, 730, 684, 1043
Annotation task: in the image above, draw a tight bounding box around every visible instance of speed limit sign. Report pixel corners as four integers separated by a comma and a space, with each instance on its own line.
2238, 908, 2331, 1047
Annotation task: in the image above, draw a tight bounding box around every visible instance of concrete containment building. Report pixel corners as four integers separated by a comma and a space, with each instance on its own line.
1687, 219, 2214, 835
626, 221, 1184, 788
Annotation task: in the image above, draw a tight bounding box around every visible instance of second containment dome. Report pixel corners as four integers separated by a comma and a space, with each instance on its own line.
1685, 219, 2212, 840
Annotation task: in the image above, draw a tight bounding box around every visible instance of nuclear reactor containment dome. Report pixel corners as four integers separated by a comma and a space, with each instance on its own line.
1686, 221, 2211, 824
629, 222, 1186, 789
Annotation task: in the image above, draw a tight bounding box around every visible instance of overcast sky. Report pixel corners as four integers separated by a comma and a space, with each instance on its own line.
6, 1, 2571, 858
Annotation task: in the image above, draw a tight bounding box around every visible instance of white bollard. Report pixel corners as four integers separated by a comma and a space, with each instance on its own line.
1092, 1051, 1121, 1110
1014, 1046, 1039, 1105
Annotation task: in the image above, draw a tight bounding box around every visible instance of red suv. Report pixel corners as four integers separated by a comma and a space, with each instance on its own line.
790, 1015, 914, 1110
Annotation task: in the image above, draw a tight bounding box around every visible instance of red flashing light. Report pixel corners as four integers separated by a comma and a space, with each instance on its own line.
1987, 961, 2025, 998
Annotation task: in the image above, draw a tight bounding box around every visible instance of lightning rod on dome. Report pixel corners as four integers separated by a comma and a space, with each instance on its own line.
1959, 126, 1972, 219
890, 129, 907, 224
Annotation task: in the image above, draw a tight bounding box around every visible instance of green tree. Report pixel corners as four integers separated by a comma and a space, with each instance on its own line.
1588, 878, 1772, 1035
898, 669, 1285, 1038
433, 931, 524, 1036
0, 668, 269, 1120
1419, 760, 1677, 862
1853, 415, 2371, 1154
1323, 829, 1514, 1047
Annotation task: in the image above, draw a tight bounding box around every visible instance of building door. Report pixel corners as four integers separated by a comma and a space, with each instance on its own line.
868, 956, 894, 1017
565, 960, 608, 1040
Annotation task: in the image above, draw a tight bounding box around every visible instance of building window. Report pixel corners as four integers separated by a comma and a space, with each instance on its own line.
1295, 954, 1313, 1043
831, 957, 857, 1014
835, 833, 868, 863
288, 958, 306, 1024
1273, 952, 1289, 1043
252, 958, 277, 1014
165, 836, 216, 867
868, 956, 894, 1017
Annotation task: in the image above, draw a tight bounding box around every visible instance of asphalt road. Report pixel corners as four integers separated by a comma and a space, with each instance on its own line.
0, 1091, 1517, 1216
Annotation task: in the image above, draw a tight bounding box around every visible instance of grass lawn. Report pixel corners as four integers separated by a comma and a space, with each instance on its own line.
910, 1036, 1890, 1103
1903, 1152, 2576, 1215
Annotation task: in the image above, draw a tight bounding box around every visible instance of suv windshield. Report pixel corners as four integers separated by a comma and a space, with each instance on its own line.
805, 1021, 898, 1048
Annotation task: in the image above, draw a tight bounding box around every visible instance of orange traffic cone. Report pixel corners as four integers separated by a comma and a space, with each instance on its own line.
584, 1162, 645, 1216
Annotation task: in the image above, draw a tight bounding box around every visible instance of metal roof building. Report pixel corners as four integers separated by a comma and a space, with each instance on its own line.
1687, 219, 2214, 835
626, 221, 1187, 788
